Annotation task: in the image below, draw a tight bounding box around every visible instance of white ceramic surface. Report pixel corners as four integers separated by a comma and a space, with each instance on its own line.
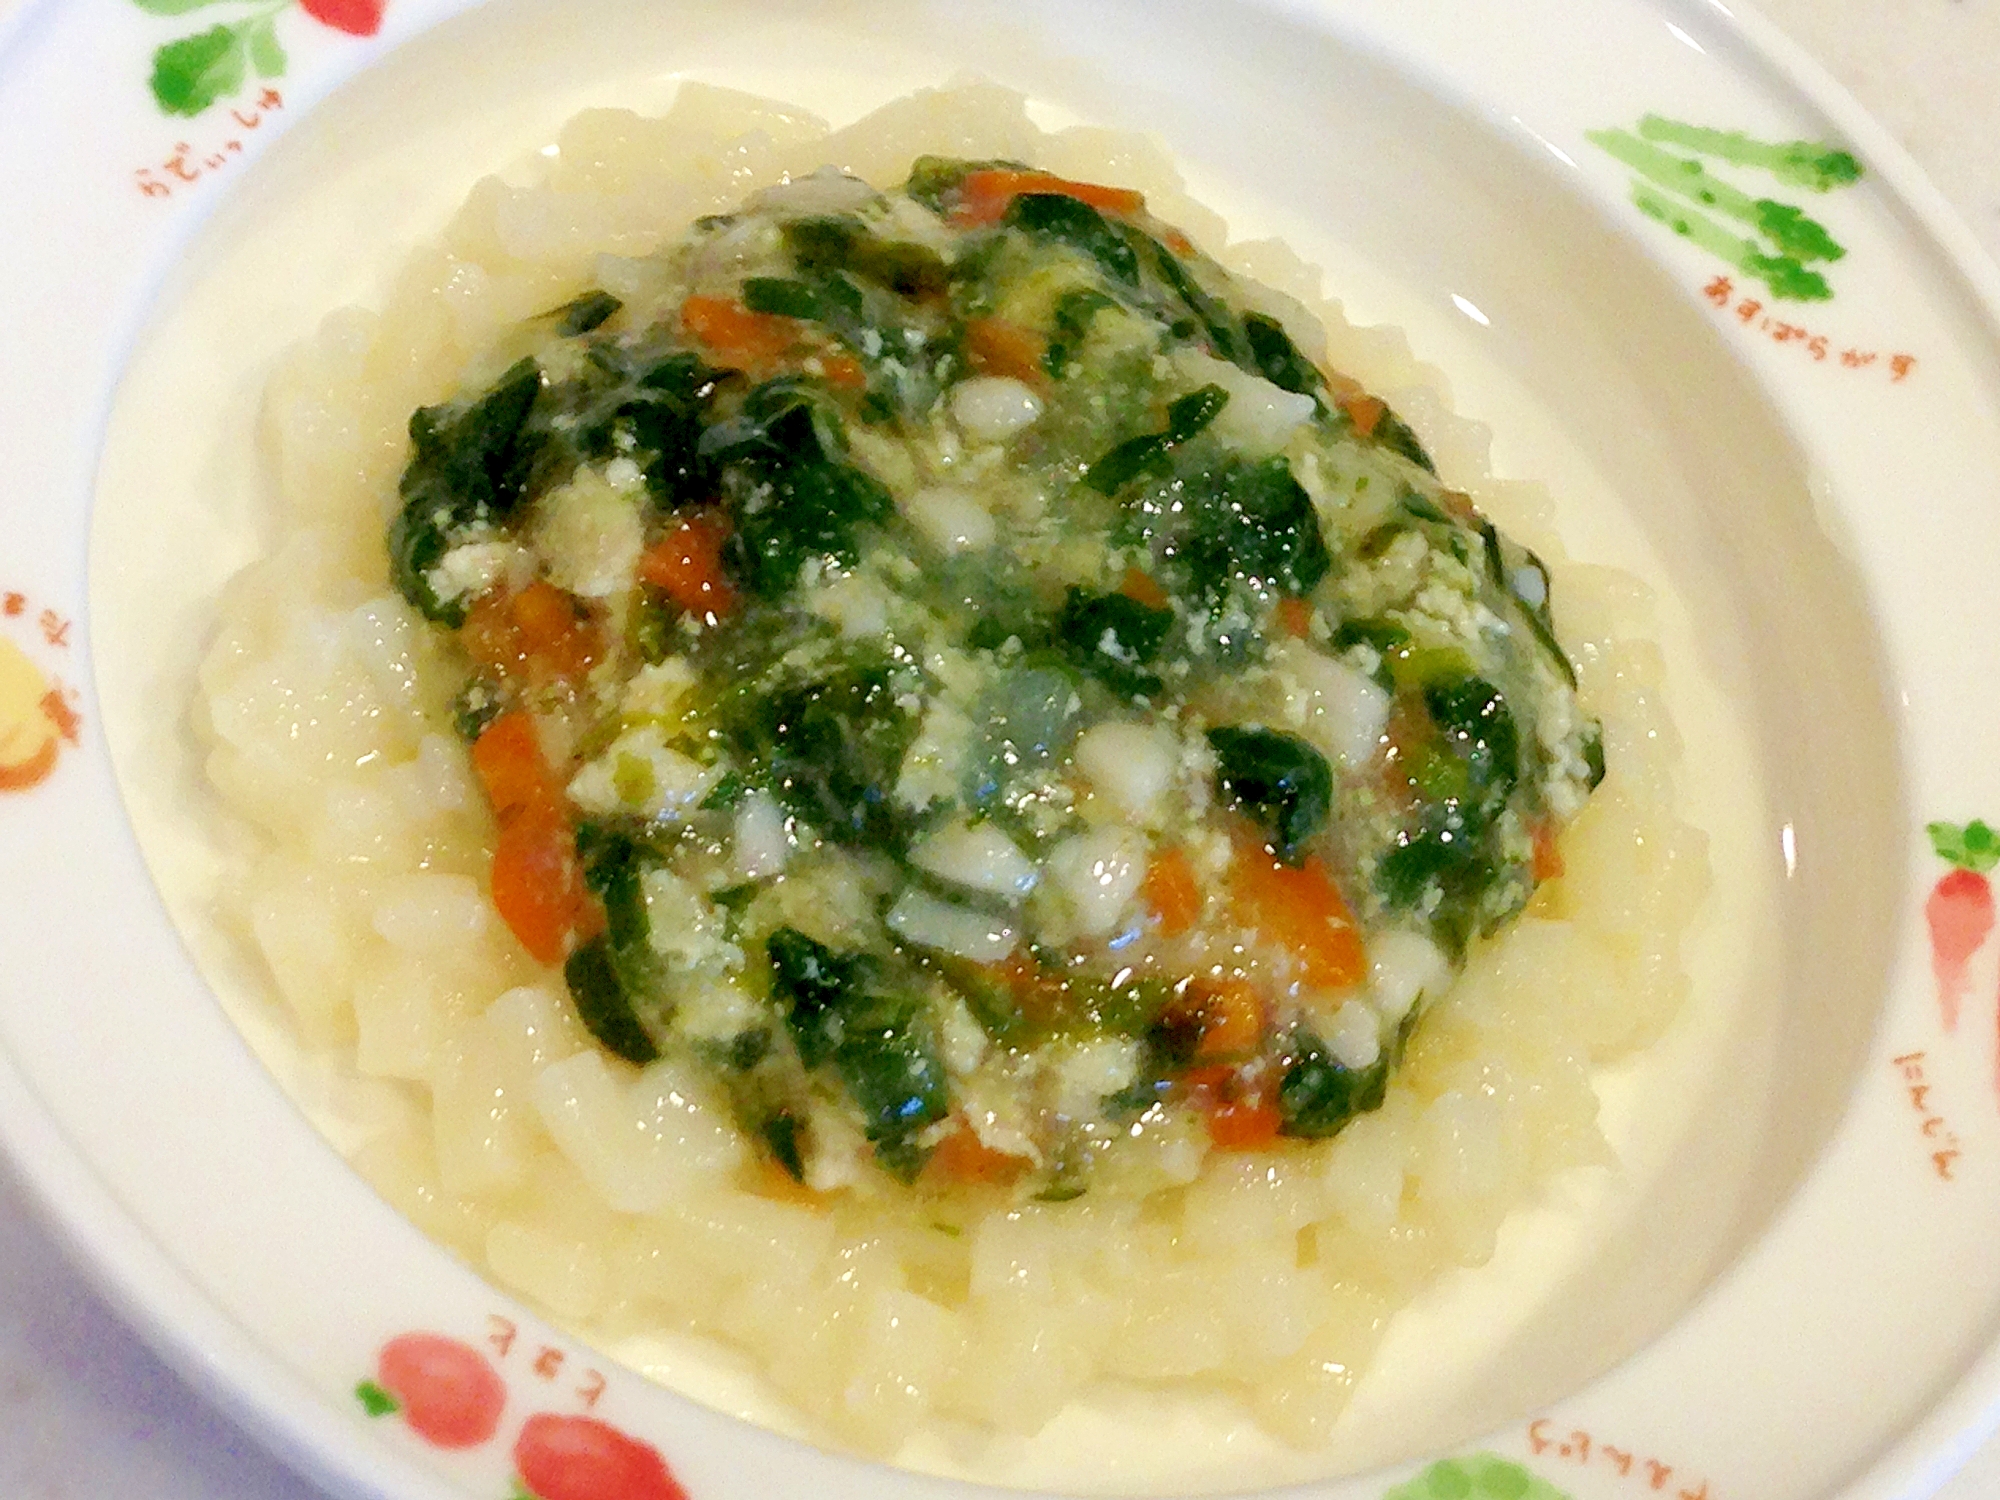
6, 0, 2000, 1496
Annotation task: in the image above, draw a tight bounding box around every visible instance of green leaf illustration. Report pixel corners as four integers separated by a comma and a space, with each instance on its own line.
353, 1378, 399, 1417
1637, 115, 1863, 192
245, 15, 286, 79
1928, 820, 2000, 874
131, 0, 240, 13
1385, 1455, 1574, 1500
1631, 182, 1831, 301
1586, 127, 1847, 265
149, 23, 248, 117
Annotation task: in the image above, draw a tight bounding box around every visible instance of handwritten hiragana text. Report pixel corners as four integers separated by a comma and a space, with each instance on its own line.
1527, 1420, 1713, 1500
1893, 1051, 1963, 1181
134, 88, 283, 200
1700, 276, 1915, 379
484, 1314, 608, 1410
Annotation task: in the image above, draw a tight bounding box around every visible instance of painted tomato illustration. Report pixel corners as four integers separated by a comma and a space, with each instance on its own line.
514, 1413, 688, 1500
372, 1332, 507, 1449
1926, 820, 2000, 1032
299, 0, 385, 36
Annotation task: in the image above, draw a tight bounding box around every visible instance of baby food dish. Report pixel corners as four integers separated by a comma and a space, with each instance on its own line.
193, 84, 1705, 1460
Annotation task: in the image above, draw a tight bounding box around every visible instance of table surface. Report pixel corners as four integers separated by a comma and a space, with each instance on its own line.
7, 0, 2000, 1494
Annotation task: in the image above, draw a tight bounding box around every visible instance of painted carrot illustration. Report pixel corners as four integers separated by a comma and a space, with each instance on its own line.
1925, 820, 2000, 1032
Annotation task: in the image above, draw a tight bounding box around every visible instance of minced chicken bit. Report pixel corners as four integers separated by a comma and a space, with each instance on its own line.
388, 157, 1604, 1197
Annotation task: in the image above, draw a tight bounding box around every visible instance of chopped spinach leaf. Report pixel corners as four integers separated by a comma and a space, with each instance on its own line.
1057, 587, 1175, 698
1044, 286, 1116, 379
784, 216, 950, 297
1086, 384, 1229, 494
726, 663, 917, 848
1277, 1029, 1392, 1138
574, 826, 666, 1006
1144, 234, 1249, 365
903, 155, 1030, 213
1004, 192, 1140, 285
1373, 405, 1436, 473
1422, 674, 1520, 804
1180, 454, 1331, 601
742, 273, 865, 325
390, 356, 545, 623
1243, 312, 1323, 398
1580, 723, 1606, 791
450, 678, 505, 743
762, 1110, 807, 1180
563, 935, 661, 1065
1207, 726, 1333, 863
766, 928, 948, 1179
549, 290, 622, 336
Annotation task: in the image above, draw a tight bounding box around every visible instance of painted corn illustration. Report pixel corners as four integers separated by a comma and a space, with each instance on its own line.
1587, 115, 1862, 300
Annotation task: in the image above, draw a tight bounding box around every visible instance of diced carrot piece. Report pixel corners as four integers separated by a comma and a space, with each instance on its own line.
1531, 818, 1565, 882
488, 799, 586, 966
1339, 393, 1386, 437
1191, 979, 1264, 1058
951, 169, 1147, 227
819, 352, 867, 391
638, 511, 738, 622
964, 317, 1048, 386
1274, 596, 1314, 639
1232, 841, 1367, 989
1118, 567, 1171, 611
508, 580, 599, 681
1161, 228, 1195, 256
924, 1123, 1032, 1187
1141, 846, 1203, 937
471, 711, 557, 819
1205, 1095, 1283, 1150
460, 591, 522, 674
681, 294, 800, 368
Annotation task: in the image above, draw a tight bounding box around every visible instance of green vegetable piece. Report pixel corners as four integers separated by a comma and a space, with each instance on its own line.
1580, 723, 1607, 791
784, 217, 950, 297
730, 665, 916, 848
1207, 726, 1333, 864
1145, 235, 1250, 365
450, 678, 505, 743
1004, 193, 1140, 285
768, 928, 860, 1069
698, 770, 750, 812
549, 290, 622, 336
701, 379, 892, 594
762, 1111, 807, 1181
1086, 385, 1229, 495
575, 827, 666, 1005
389, 356, 545, 624
563, 936, 661, 1065
1181, 454, 1331, 601
1277, 1036, 1390, 1138
903, 155, 1030, 213
742, 274, 864, 324
1057, 587, 1175, 698
1422, 674, 1520, 801
1243, 312, 1324, 398
1931, 820, 2000, 874
1044, 287, 1116, 378
766, 928, 948, 1179
1372, 406, 1436, 473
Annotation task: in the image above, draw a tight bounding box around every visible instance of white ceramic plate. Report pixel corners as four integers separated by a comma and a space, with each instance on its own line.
6, 1, 2000, 1497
